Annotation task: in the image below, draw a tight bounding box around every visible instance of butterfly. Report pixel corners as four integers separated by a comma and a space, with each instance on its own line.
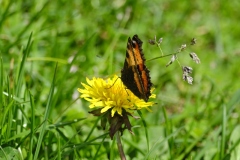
121, 35, 153, 102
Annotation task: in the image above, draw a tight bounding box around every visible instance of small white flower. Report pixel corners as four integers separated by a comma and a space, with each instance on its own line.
166, 54, 177, 67
190, 52, 201, 64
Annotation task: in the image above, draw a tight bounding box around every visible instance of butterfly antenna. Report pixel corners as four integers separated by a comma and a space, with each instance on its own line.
105, 77, 120, 89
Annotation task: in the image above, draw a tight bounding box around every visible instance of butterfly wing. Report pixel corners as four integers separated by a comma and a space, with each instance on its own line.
121, 35, 152, 102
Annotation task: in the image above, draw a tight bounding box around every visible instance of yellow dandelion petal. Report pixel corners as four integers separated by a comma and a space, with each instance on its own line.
122, 104, 133, 109
80, 94, 90, 98
111, 110, 116, 117
116, 106, 123, 116
150, 93, 156, 98
101, 105, 112, 113
89, 104, 95, 108
89, 101, 104, 108
86, 77, 93, 86
104, 100, 114, 107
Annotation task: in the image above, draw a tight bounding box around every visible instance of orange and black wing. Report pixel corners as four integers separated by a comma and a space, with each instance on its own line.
121, 35, 152, 102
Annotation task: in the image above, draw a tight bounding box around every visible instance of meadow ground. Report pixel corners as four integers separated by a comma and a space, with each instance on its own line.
1, 1, 240, 159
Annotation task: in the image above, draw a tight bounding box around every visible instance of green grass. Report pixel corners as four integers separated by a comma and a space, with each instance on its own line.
1, 0, 240, 159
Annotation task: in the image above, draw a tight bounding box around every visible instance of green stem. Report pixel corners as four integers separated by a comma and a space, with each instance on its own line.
116, 131, 126, 160
147, 52, 177, 62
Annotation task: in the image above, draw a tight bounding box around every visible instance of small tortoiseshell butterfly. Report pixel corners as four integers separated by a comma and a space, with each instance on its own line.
121, 35, 153, 102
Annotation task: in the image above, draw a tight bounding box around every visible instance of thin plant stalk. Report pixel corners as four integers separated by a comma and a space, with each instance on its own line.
116, 131, 126, 160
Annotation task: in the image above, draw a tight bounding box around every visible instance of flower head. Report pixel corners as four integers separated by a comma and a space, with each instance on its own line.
78, 75, 155, 116
189, 52, 201, 64
78, 75, 155, 139
182, 66, 194, 84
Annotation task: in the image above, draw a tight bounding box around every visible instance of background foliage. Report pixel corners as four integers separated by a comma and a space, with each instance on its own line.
1, 0, 240, 159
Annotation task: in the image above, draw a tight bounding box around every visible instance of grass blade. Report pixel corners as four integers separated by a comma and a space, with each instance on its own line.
220, 105, 226, 159
33, 64, 58, 160
137, 110, 150, 152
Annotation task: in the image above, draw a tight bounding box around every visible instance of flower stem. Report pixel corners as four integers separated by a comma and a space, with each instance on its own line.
147, 52, 176, 62
116, 131, 126, 160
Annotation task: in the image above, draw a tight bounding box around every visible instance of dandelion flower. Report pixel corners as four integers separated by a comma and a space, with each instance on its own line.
78, 75, 155, 138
